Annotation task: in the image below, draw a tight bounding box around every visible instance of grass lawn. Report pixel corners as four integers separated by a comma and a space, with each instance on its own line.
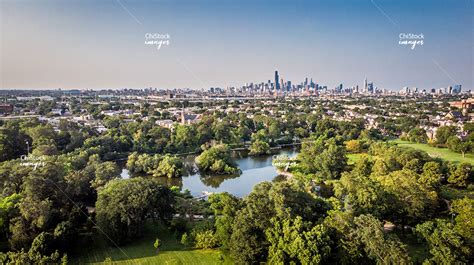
71, 222, 231, 265
391, 139, 474, 164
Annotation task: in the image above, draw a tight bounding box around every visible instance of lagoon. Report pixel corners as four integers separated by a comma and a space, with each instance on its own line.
122, 148, 298, 197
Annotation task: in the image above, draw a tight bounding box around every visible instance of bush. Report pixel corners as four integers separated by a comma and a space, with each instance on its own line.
180, 232, 191, 246
193, 230, 218, 249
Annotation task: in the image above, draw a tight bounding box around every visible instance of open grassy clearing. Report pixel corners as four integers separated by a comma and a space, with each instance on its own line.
71, 222, 231, 265
391, 139, 474, 164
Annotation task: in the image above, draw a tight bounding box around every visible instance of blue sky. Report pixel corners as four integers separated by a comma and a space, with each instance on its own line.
1, 0, 472, 90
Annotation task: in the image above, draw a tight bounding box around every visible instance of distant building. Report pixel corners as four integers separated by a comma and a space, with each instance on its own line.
367, 83, 374, 94
156, 119, 175, 129
275, 70, 280, 91
0, 104, 13, 114
445, 111, 464, 121
449, 98, 473, 115
453, 85, 462, 94
16, 96, 53, 101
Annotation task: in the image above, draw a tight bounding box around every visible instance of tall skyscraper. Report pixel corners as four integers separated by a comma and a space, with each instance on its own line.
368, 82, 374, 94
275, 70, 280, 91
364, 77, 368, 93
453, 85, 462, 94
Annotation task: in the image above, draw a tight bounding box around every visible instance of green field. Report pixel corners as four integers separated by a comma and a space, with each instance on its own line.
392, 140, 474, 164
71, 223, 231, 265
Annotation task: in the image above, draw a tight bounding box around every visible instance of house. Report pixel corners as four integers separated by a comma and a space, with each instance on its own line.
50, 109, 64, 116
156, 119, 175, 129
445, 111, 463, 121
0, 104, 13, 114
181, 113, 201, 125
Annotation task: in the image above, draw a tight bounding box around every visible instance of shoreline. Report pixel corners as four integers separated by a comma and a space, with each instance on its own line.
277, 170, 294, 179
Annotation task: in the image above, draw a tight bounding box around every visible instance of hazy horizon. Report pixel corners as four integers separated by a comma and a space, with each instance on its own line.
1, 0, 472, 91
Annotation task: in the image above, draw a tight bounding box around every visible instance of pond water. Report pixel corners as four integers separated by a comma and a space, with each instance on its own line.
121, 148, 298, 197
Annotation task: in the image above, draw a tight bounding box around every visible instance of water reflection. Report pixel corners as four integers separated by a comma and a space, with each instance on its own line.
199, 173, 240, 188
153, 177, 183, 190
121, 148, 298, 197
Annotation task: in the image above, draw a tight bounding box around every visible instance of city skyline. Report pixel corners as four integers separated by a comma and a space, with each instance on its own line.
1, 0, 472, 90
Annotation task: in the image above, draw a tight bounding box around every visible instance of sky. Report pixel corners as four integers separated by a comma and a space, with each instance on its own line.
0, 0, 473, 91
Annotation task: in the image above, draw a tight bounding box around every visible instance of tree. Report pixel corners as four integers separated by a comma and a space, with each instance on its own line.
334, 172, 388, 218
0, 193, 21, 239
8, 160, 74, 250
266, 217, 331, 264
126, 152, 161, 175
153, 155, 183, 178
447, 136, 471, 157
298, 137, 347, 179
27, 124, 58, 150
416, 219, 470, 264
419, 161, 442, 189
346, 215, 411, 264
0, 121, 30, 162
407, 127, 428, 143
173, 124, 198, 152
435, 126, 457, 145
374, 169, 438, 224
195, 144, 239, 174
208, 192, 242, 249
0, 248, 65, 264
251, 129, 269, 143
249, 140, 270, 156
0, 161, 31, 197
96, 178, 174, 245
103, 116, 121, 129
345, 139, 362, 153
90, 161, 121, 190
448, 162, 472, 188
451, 198, 474, 240
229, 182, 330, 264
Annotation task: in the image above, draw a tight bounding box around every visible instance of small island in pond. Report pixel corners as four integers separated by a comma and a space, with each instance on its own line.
195, 144, 240, 175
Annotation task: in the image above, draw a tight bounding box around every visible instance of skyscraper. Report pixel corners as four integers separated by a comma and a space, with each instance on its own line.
453, 85, 462, 94
364, 77, 368, 93
368, 82, 374, 94
275, 70, 280, 91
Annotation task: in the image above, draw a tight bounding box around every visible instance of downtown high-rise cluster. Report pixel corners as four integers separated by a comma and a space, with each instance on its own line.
208, 70, 464, 96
